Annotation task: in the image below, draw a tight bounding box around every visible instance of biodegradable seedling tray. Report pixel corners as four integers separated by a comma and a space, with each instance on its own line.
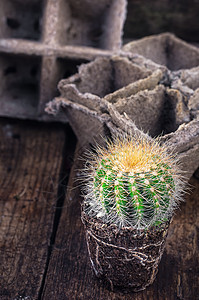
0, 0, 127, 121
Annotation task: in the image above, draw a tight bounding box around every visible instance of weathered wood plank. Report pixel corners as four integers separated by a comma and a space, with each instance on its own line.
42, 145, 199, 300
0, 119, 73, 300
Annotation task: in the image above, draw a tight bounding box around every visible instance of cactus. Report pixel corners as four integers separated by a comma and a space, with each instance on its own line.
84, 135, 184, 229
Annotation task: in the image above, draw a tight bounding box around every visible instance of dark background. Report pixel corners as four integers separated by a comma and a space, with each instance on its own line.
124, 0, 199, 43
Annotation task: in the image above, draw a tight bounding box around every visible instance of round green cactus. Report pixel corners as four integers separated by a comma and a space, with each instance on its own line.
84, 135, 184, 229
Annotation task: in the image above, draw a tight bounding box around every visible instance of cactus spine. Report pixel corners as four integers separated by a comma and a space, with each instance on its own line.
84, 135, 184, 229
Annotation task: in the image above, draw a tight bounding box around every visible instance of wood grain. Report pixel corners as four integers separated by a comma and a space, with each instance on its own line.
42, 145, 199, 300
0, 119, 198, 300
0, 119, 72, 300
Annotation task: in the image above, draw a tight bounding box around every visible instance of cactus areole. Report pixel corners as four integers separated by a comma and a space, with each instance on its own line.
83, 135, 184, 230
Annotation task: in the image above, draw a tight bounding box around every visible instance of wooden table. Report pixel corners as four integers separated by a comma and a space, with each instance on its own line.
0, 118, 198, 300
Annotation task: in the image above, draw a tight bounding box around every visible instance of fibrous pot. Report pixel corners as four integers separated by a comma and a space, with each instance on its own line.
46, 55, 167, 144
122, 33, 199, 71
46, 51, 199, 180
82, 210, 170, 291
123, 33, 199, 121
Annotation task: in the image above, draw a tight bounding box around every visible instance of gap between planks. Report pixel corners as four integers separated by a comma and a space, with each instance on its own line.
38, 124, 77, 300
0, 118, 76, 300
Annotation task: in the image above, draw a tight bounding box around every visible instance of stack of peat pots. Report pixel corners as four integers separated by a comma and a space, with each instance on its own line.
47, 33, 199, 180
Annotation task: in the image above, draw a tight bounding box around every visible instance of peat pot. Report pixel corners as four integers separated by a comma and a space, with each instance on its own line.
81, 207, 171, 292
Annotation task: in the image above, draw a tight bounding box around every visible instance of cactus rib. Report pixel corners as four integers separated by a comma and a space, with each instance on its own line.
84, 135, 184, 229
